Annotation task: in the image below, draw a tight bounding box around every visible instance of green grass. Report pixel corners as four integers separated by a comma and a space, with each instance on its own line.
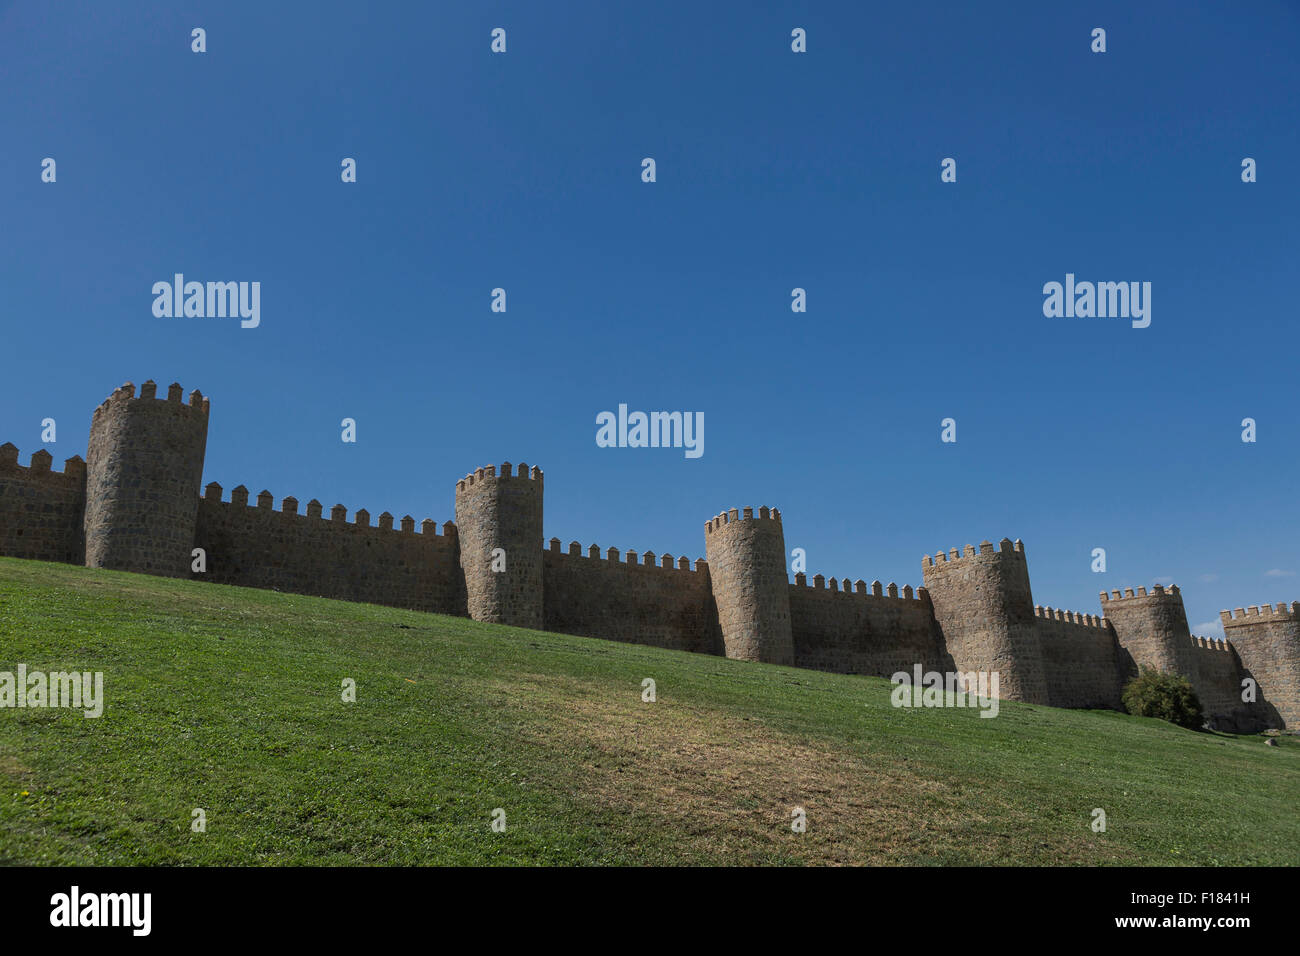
0, 556, 1296, 866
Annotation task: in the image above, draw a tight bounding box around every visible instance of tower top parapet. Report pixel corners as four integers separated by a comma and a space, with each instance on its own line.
92, 380, 209, 421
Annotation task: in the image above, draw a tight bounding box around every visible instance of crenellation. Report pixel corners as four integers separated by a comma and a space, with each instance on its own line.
1034, 607, 1108, 630
797, 574, 925, 604
545, 536, 704, 577
197, 483, 442, 535
0, 440, 87, 565
0, 445, 85, 485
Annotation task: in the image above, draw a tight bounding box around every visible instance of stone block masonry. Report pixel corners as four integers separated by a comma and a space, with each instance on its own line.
542, 540, 722, 655
1, 378, 1295, 731
922, 540, 1049, 705
194, 484, 465, 615
84, 381, 208, 578
455, 463, 544, 629
0, 444, 86, 564
704, 507, 794, 665
1221, 604, 1300, 729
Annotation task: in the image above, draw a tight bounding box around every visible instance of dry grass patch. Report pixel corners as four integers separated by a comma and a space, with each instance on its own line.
0, 753, 32, 779
487, 672, 1051, 864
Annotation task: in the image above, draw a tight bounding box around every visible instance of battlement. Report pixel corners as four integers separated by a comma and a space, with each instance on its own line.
1100, 584, 1182, 603
705, 505, 782, 534
91, 380, 209, 421
1034, 605, 1107, 628
792, 573, 928, 603
0, 444, 86, 483
199, 481, 455, 536
1191, 635, 1232, 651
456, 461, 542, 494
545, 537, 707, 573
1221, 602, 1300, 626
922, 537, 1023, 568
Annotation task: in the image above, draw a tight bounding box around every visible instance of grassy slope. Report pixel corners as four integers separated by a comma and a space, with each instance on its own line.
0, 557, 1296, 866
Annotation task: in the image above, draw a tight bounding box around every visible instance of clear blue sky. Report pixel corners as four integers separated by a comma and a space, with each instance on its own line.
3, 1, 1298, 637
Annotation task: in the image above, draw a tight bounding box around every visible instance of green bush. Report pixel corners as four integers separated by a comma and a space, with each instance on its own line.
1122, 666, 1204, 729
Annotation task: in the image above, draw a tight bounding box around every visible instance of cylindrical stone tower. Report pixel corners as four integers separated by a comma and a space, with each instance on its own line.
704, 506, 794, 665
84, 380, 210, 577
1221, 602, 1300, 729
921, 538, 1048, 704
454, 462, 544, 628
1100, 584, 1198, 681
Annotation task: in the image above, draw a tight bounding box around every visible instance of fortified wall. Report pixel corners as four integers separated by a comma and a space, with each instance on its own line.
1, 380, 1297, 732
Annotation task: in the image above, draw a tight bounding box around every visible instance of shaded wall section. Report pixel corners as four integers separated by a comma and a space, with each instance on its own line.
1187, 636, 1261, 733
